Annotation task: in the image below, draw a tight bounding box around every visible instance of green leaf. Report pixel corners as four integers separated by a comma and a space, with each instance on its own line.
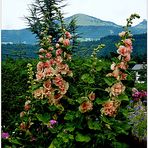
101, 116, 112, 125
64, 111, 75, 121
95, 98, 108, 105
112, 142, 129, 148
81, 74, 95, 84
41, 99, 48, 105
104, 77, 116, 86
118, 94, 129, 101
56, 104, 64, 112
36, 113, 50, 124
88, 120, 101, 130
48, 142, 56, 148
9, 138, 22, 145
57, 133, 69, 143
65, 123, 75, 132
77, 97, 88, 104
75, 132, 91, 142
96, 65, 102, 71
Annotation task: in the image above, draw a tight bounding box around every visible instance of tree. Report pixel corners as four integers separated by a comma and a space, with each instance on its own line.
25, 0, 66, 42
66, 17, 80, 52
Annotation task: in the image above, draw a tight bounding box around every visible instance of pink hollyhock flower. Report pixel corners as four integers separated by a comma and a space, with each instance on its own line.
49, 59, 55, 65
112, 67, 120, 79
102, 101, 117, 117
56, 49, 63, 56
44, 89, 54, 98
55, 56, 63, 64
45, 52, 52, 59
126, 46, 133, 53
63, 39, 70, 46
65, 31, 72, 39
58, 37, 64, 43
124, 38, 132, 47
117, 62, 127, 70
79, 101, 93, 113
20, 122, 27, 130
36, 71, 44, 80
56, 43, 60, 48
57, 63, 69, 74
119, 31, 126, 37
120, 72, 127, 80
103, 107, 116, 117
25, 100, 31, 105
44, 61, 51, 68
39, 48, 46, 53
60, 82, 69, 94
111, 62, 116, 70
48, 47, 54, 51
117, 45, 128, 56
103, 101, 114, 108
24, 100, 31, 110
44, 67, 55, 77
24, 104, 31, 111
54, 93, 63, 100
20, 111, 25, 118
124, 54, 131, 62
39, 55, 44, 60
88, 92, 95, 101
43, 80, 52, 90
2, 132, 10, 139
37, 61, 44, 72
53, 75, 63, 86
110, 82, 125, 96
33, 88, 44, 99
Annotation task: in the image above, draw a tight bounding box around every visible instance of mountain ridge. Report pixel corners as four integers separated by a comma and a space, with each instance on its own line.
64, 13, 121, 27
2, 13, 147, 44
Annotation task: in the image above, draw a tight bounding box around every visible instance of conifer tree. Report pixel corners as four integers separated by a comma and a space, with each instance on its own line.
25, 0, 66, 42
66, 17, 79, 52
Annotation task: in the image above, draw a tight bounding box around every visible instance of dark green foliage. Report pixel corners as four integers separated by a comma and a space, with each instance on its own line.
2, 33, 147, 63
76, 33, 147, 63
2, 44, 39, 61
2, 58, 38, 132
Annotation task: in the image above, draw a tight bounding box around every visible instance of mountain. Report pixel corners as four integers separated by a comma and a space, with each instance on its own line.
134, 19, 147, 29
1, 14, 147, 44
64, 13, 120, 27
130, 19, 147, 34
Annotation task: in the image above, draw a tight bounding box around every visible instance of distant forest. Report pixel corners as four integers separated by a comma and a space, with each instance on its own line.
2, 33, 147, 63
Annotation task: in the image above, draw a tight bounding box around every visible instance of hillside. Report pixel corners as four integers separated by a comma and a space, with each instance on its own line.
64, 13, 120, 27
74, 33, 147, 63
2, 33, 147, 63
1, 13, 147, 44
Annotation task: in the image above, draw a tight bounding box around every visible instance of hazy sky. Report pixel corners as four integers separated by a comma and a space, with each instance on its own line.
2, 0, 147, 29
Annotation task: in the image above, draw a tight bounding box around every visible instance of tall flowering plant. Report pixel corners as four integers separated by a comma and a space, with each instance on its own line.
33, 30, 73, 105
101, 15, 137, 117
4, 14, 141, 148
